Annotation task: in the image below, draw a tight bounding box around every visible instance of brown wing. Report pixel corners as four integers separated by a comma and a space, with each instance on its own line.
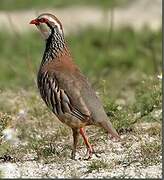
37, 70, 91, 121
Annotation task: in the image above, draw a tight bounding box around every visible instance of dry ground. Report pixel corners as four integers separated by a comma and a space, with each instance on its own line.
0, 89, 162, 178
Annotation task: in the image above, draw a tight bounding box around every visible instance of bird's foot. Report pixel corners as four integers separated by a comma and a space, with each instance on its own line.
83, 146, 100, 160
71, 148, 100, 160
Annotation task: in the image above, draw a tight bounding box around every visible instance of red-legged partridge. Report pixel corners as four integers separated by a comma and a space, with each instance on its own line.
30, 13, 120, 160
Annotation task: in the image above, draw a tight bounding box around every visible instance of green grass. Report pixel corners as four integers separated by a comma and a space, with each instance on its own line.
0, 27, 161, 90
0, 0, 129, 10
103, 76, 162, 131
86, 159, 109, 173
133, 77, 162, 118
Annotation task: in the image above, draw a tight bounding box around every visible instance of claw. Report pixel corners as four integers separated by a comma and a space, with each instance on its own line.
83, 145, 101, 160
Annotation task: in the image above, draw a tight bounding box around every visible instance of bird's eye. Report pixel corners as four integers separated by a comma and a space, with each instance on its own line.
39, 18, 48, 23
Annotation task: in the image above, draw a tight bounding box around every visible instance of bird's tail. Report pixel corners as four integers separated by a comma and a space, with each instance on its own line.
99, 119, 120, 140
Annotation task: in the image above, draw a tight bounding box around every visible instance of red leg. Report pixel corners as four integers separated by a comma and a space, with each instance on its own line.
80, 128, 94, 159
80, 128, 93, 155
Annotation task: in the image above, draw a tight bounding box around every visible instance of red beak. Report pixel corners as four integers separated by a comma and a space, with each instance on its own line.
29, 19, 39, 25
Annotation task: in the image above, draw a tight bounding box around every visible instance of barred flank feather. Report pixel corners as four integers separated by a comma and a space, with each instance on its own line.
38, 70, 87, 121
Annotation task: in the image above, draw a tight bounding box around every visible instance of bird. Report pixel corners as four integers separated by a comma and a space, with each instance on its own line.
30, 13, 120, 160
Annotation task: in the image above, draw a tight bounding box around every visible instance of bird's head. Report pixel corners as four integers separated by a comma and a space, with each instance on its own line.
30, 13, 64, 39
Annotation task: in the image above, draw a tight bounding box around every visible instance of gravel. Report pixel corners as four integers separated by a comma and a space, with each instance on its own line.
0, 130, 162, 178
